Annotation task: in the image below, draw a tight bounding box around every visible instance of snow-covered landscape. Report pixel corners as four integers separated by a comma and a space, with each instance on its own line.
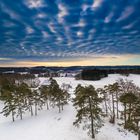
0, 0, 140, 139
0, 74, 139, 140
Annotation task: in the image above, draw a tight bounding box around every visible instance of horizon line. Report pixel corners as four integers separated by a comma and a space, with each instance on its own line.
0, 65, 140, 68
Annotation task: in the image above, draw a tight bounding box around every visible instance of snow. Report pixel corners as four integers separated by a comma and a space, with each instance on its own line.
54, 74, 140, 89
0, 74, 140, 140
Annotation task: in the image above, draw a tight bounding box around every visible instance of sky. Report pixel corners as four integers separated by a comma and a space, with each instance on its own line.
0, 0, 140, 67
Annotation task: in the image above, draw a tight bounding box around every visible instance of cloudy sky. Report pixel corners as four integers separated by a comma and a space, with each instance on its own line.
0, 0, 140, 67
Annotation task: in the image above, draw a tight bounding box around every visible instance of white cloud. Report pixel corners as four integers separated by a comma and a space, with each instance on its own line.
129, 30, 138, 34
82, 4, 89, 11
77, 31, 83, 37
80, 4, 90, 16
116, 6, 134, 22
67, 41, 72, 47
79, 20, 86, 27
57, 37, 62, 41
26, 27, 34, 34
48, 23, 56, 33
89, 29, 96, 34
42, 31, 48, 38
76, 42, 92, 49
92, 0, 103, 8
25, 0, 44, 9
122, 22, 134, 30
20, 42, 24, 48
1, 3, 20, 20
88, 29, 96, 40
37, 13, 46, 18
104, 12, 114, 23
57, 4, 68, 23
73, 19, 86, 27
31, 48, 37, 55
0, 58, 13, 61
63, 26, 73, 46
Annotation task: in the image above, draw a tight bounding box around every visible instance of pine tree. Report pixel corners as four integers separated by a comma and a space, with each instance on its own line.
132, 98, 140, 140
73, 84, 88, 116
110, 82, 120, 119
104, 84, 116, 123
15, 83, 27, 120
39, 85, 50, 110
0, 90, 16, 122
74, 84, 84, 96
60, 88, 70, 111
22, 83, 34, 116
0, 80, 17, 122
32, 89, 44, 116
97, 87, 108, 116
120, 92, 138, 127
49, 78, 69, 113
119, 93, 140, 140
73, 85, 103, 139
61, 83, 72, 93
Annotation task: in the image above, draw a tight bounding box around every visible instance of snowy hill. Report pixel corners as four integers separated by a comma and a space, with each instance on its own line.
0, 74, 139, 140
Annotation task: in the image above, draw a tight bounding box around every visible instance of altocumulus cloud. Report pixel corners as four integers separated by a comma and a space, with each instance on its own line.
0, 0, 140, 66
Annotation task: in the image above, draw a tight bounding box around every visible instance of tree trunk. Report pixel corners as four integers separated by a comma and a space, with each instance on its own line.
136, 122, 140, 140
88, 96, 95, 139
35, 102, 37, 116
58, 99, 61, 113
104, 98, 108, 116
116, 92, 119, 119
12, 110, 15, 122
30, 105, 33, 116
61, 104, 63, 111
128, 103, 131, 122
124, 103, 127, 126
138, 131, 140, 140
112, 93, 115, 123
19, 108, 22, 120
46, 100, 49, 110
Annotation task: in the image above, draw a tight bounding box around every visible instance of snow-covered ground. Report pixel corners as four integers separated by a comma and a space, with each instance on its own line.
0, 74, 140, 140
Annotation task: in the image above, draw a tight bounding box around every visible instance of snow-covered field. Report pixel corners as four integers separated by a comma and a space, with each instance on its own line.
0, 74, 140, 140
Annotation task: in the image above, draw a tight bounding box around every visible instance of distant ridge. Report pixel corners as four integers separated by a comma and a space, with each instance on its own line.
0, 65, 140, 73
